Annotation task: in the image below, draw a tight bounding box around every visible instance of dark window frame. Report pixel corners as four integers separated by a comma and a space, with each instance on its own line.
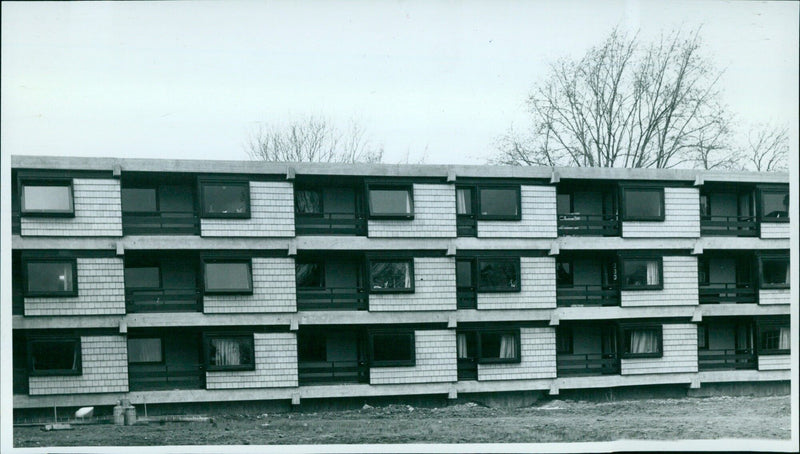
758, 186, 789, 223
27, 337, 82, 376
758, 253, 789, 289
455, 186, 475, 216
22, 257, 79, 298
458, 328, 522, 364
619, 255, 664, 291
295, 259, 326, 289
365, 183, 415, 219
620, 186, 665, 222
620, 324, 663, 359
203, 332, 256, 371
367, 257, 415, 294
476, 185, 522, 221
198, 179, 251, 219
757, 320, 790, 355
201, 258, 254, 295
368, 330, 416, 367
19, 178, 75, 217
127, 336, 166, 365
556, 258, 574, 287
476, 257, 521, 293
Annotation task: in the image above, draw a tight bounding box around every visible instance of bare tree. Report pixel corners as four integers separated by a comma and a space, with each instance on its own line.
247, 116, 384, 163
494, 28, 738, 169
742, 124, 789, 171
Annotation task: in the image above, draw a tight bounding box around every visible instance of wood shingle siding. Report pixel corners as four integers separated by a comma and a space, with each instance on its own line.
760, 223, 790, 239
368, 184, 456, 238
620, 256, 699, 307
477, 257, 556, 310
201, 182, 294, 237
369, 258, 457, 311
758, 289, 789, 305
369, 330, 457, 385
620, 324, 698, 375
757, 355, 790, 371
477, 186, 557, 238
623, 187, 700, 238
477, 327, 557, 381
205, 333, 298, 389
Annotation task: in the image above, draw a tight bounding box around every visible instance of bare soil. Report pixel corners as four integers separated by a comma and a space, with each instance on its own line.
14, 395, 791, 447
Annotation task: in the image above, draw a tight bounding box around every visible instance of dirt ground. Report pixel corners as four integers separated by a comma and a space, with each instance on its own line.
14, 395, 791, 447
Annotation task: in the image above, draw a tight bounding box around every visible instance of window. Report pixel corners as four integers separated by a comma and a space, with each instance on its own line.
458, 329, 521, 363
28, 338, 81, 376
557, 193, 572, 215
759, 255, 789, 289
125, 266, 161, 289
477, 257, 520, 292
456, 187, 474, 215
456, 259, 474, 288
478, 186, 520, 220
369, 331, 415, 367
369, 259, 414, 293
556, 327, 573, 354
367, 185, 414, 218
697, 324, 708, 350
23, 258, 78, 297
621, 325, 663, 358
758, 321, 789, 355
620, 257, 663, 290
128, 338, 164, 364
121, 188, 157, 212
621, 187, 664, 221
200, 180, 250, 218
204, 334, 255, 371
697, 257, 710, 286
556, 260, 573, 287
296, 261, 324, 288
295, 189, 322, 215
760, 188, 789, 221
203, 259, 253, 294
20, 180, 74, 216
298, 333, 327, 362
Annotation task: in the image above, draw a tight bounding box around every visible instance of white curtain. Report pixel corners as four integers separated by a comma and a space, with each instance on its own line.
785, 262, 791, 285
499, 334, 517, 359
403, 262, 412, 288
213, 339, 241, 366
456, 189, 469, 214
646, 261, 660, 285
59, 264, 74, 292
457, 333, 469, 358
404, 192, 411, 213
630, 330, 658, 354
779, 327, 790, 350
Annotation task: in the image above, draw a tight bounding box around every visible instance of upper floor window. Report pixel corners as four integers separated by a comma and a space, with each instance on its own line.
368, 330, 416, 367
456, 187, 474, 215
122, 188, 158, 212
620, 256, 663, 290
367, 185, 414, 218
758, 319, 789, 355
124, 265, 161, 289
369, 258, 414, 293
28, 337, 81, 376
295, 189, 323, 215
621, 187, 664, 222
23, 258, 78, 297
204, 333, 255, 371
621, 324, 663, 358
20, 180, 74, 217
478, 186, 520, 220
477, 257, 520, 292
296, 260, 324, 288
200, 180, 250, 218
759, 187, 789, 222
556, 260, 573, 286
202, 259, 253, 294
759, 254, 789, 289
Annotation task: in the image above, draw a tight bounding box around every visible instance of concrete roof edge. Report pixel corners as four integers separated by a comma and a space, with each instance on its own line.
10, 155, 789, 183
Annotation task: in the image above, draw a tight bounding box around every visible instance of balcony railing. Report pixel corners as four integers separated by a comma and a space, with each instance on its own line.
457, 288, 477, 309
295, 212, 366, 236
122, 210, 200, 235
698, 348, 757, 371
700, 215, 758, 237
298, 360, 369, 385
557, 353, 620, 376
557, 285, 620, 307
457, 216, 477, 237
558, 213, 620, 236
297, 287, 368, 311
126, 288, 202, 313
128, 363, 205, 391
699, 283, 756, 304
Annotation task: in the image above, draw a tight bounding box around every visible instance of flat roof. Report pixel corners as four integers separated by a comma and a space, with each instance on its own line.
11, 154, 789, 184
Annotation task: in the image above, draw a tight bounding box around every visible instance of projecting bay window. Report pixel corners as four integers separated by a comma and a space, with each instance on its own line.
620, 256, 663, 291
620, 325, 663, 359
758, 186, 789, 222
199, 180, 250, 218
28, 338, 81, 376
759, 254, 789, 289
19, 179, 74, 217
368, 258, 414, 293
366, 184, 414, 219
22, 258, 78, 297
368, 331, 415, 367
204, 333, 255, 371
621, 186, 664, 222
202, 259, 253, 295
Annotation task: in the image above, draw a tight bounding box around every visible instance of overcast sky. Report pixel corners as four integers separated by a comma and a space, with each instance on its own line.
2, 0, 797, 165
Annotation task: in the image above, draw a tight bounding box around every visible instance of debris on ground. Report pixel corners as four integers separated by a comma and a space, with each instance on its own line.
41, 424, 73, 431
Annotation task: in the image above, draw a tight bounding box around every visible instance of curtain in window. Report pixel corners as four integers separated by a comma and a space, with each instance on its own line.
57, 263, 74, 292
779, 327, 790, 350
457, 333, 468, 359
786, 263, 791, 285
212, 339, 242, 366
295, 191, 321, 214
736, 325, 751, 351
371, 262, 410, 289
128, 338, 162, 363
456, 189, 469, 214
499, 334, 517, 359
646, 261, 659, 286
629, 330, 658, 354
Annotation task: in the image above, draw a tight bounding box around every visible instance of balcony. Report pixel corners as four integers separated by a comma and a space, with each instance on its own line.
295, 212, 367, 236
298, 361, 369, 385
700, 215, 758, 237
557, 285, 620, 307
457, 288, 477, 309
699, 283, 757, 304
128, 363, 205, 391
122, 210, 199, 235
296, 287, 368, 311
558, 213, 620, 236
126, 288, 202, 313
457, 216, 477, 237
557, 353, 620, 376
698, 349, 757, 371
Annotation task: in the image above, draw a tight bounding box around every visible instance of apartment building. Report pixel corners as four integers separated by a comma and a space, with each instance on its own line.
9, 155, 791, 411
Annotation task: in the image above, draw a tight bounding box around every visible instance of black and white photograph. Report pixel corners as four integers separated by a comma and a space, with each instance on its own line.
1, 1, 797, 453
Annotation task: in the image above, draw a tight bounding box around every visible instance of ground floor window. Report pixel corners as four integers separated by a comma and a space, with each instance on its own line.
621, 325, 663, 358
204, 334, 255, 371
457, 329, 521, 364
28, 338, 81, 376
368, 331, 415, 367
